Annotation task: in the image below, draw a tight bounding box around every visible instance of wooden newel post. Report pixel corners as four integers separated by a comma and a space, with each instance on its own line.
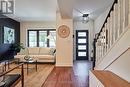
93, 38, 96, 69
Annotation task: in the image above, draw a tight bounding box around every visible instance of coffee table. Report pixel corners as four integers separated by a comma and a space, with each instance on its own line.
23, 60, 38, 75
6, 58, 38, 75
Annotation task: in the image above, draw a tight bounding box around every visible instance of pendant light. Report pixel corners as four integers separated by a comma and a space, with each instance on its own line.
74, 8, 90, 23
82, 14, 89, 23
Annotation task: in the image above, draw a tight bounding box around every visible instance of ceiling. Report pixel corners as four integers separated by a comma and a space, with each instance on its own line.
5, 0, 114, 22
57, 0, 73, 19
73, 0, 114, 21
6, 0, 57, 22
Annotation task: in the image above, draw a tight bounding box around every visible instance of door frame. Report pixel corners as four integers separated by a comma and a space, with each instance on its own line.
76, 30, 89, 60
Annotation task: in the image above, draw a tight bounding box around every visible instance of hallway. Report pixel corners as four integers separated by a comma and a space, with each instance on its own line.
42, 61, 92, 87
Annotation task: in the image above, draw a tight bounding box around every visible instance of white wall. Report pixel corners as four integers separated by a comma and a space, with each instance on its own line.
94, 6, 111, 34
56, 12, 73, 66
107, 48, 130, 82
20, 21, 56, 46
73, 20, 94, 60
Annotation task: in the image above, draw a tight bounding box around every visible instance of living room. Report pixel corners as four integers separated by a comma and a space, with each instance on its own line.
1, 0, 130, 87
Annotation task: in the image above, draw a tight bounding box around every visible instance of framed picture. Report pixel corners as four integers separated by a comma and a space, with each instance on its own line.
3, 26, 15, 44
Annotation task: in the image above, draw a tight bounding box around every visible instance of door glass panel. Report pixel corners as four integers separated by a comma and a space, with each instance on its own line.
29, 31, 37, 47
39, 31, 47, 47
78, 32, 86, 37
78, 39, 86, 43
78, 52, 86, 56
78, 45, 86, 50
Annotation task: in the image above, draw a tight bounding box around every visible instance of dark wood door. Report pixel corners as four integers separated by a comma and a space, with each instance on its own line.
76, 30, 89, 60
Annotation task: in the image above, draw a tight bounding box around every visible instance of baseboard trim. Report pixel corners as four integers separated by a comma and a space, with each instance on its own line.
56, 63, 73, 67
18, 62, 55, 64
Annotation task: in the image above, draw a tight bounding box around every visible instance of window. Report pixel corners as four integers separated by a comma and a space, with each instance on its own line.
39, 31, 47, 47
28, 29, 56, 47
28, 31, 37, 47
49, 31, 56, 47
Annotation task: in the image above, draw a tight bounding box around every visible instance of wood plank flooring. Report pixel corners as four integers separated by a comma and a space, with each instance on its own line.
92, 70, 130, 87
8, 64, 54, 87
42, 61, 92, 87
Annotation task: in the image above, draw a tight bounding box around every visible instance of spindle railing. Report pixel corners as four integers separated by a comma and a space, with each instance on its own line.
94, 0, 130, 66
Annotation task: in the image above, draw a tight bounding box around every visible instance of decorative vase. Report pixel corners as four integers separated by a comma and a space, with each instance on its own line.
24, 55, 33, 61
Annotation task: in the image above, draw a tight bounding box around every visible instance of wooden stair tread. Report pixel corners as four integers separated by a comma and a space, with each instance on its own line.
92, 70, 130, 87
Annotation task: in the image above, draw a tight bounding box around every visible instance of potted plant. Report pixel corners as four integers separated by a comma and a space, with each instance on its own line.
11, 43, 25, 53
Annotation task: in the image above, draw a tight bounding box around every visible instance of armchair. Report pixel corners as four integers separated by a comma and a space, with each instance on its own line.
0, 63, 24, 87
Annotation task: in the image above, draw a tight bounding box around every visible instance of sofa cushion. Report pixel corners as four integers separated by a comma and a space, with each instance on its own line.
28, 55, 38, 59
14, 55, 26, 59
28, 47, 39, 55
37, 55, 54, 60
39, 47, 50, 55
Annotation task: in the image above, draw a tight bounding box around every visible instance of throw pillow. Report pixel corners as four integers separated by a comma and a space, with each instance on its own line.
49, 48, 56, 55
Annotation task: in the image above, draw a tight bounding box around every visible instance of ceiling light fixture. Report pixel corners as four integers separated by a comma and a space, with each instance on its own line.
82, 14, 89, 23
4, 0, 8, 2
74, 8, 90, 23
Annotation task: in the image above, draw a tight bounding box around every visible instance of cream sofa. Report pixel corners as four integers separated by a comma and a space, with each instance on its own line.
14, 47, 56, 63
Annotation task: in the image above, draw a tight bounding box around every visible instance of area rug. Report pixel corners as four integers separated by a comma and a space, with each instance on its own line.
9, 64, 54, 87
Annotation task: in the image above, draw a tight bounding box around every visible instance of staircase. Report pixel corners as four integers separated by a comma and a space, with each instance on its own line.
90, 0, 130, 86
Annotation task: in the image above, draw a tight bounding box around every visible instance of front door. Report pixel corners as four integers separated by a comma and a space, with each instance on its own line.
76, 30, 89, 60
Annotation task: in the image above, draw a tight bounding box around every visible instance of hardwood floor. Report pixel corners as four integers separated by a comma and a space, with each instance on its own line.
42, 61, 92, 87
73, 61, 92, 87
8, 64, 54, 87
